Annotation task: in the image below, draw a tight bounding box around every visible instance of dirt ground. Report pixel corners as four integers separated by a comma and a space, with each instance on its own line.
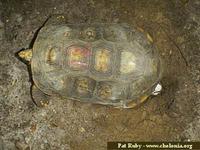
0, 0, 200, 150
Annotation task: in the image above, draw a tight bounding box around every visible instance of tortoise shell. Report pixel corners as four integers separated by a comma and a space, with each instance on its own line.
29, 16, 162, 108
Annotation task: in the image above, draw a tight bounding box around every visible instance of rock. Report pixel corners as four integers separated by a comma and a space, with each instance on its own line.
15, 14, 23, 23
15, 141, 30, 150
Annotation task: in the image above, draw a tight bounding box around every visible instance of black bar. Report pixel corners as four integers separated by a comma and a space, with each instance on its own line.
107, 142, 200, 150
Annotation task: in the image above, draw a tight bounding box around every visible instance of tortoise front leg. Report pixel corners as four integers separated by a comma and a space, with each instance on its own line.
31, 84, 49, 107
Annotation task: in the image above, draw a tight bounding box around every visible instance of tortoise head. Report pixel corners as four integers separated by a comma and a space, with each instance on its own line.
18, 49, 32, 62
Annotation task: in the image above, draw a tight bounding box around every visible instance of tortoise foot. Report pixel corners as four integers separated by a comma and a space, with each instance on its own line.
31, 85, 50, 107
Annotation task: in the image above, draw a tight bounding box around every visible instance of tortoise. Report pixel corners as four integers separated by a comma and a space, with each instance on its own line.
18, 15, 162, 108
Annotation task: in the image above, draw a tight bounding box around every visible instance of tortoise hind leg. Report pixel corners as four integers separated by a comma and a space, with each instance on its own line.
31, 84, 50, 107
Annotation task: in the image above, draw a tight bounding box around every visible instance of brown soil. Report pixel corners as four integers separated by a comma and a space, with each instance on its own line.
0, 0, 200, 150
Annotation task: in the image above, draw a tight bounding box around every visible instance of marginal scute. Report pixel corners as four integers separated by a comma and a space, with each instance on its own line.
146, 33, 153, 43
82, 27, 97, 41
97, 82, 112, 99
96, 82, 128, 101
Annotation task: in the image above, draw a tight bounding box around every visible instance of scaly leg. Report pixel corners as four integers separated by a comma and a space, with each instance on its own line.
31, 84, 49, 107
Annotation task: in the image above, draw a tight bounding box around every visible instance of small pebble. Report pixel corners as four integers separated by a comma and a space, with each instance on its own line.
16, 14, 23, 23
15, 141, 30, 150
79, 127, 86, 132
